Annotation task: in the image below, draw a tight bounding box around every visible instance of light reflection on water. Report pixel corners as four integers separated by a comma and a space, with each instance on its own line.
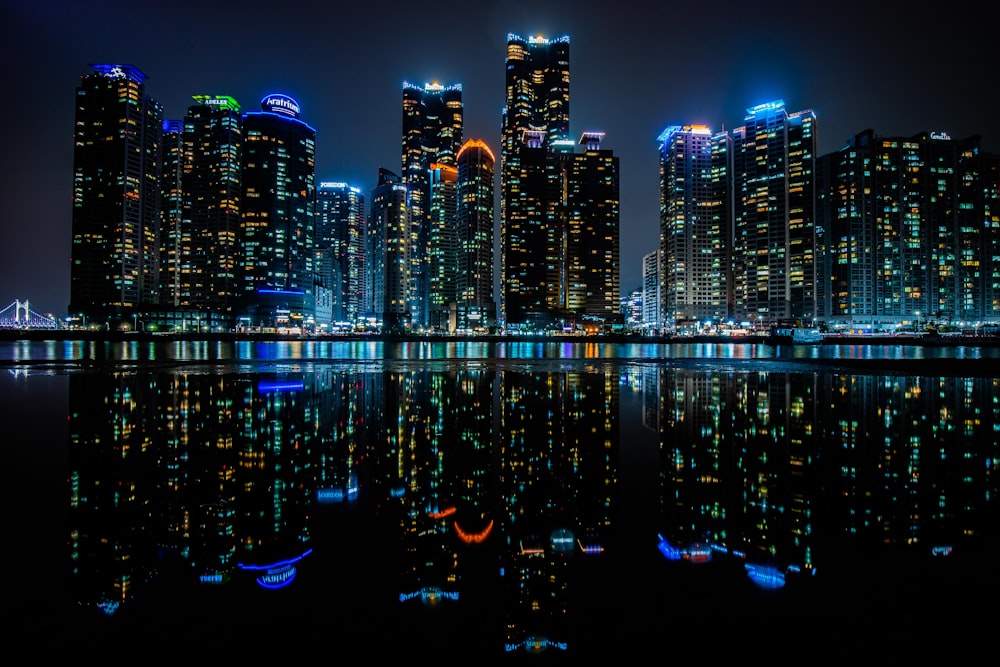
3, 338, 998, 363
4, 342, 997, 660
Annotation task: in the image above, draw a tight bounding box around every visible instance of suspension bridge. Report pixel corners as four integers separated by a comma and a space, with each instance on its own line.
0, 299, 58, 329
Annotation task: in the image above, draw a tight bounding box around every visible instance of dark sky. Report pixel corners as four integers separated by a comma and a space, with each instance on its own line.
1, 0, 995, 318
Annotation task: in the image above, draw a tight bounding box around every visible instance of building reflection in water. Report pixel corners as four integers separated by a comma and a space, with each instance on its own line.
65, 365, 998, 652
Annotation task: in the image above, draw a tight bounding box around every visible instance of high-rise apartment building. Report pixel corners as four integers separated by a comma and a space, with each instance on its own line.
367, 167, 410, 330
69, 64, 163, 325
657, 125, 731, 329
817, 129, 1000, 329
427, 163, 458, 331
316, 182, 366, 326
500, 34, 570, 328
732, 100, 817, 325
500, 34, 570, 183
500, 34, 619, 332
455, 139, 496, 332
182, 96, 243, 316
160, 119, 185, 308
642, 248, 662, 333
564, 133, 620, 323
240, 94, 316, 330
401, 82, 463, 330
501, 131, 619, 330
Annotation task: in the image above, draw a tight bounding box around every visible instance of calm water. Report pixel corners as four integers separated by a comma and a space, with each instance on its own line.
6, 339, 998, 661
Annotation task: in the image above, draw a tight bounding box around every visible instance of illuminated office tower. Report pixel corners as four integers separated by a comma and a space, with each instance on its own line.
500, 33, 570, 327
427, 163, 458, 331
642, 248, 662, 333
182, 96, 243, 317
731, 100, 817, 325
160, 119, 186, 307
657, 125, 731, 330
240, 94, 316, 330
316, 182, 366, 326
401, 81, 463, 330
367, 167, 410, 330
502, 130, 620, 331
69, 64, 163, 325
500, 33, 570, 186
455, 139, 496, 331
816, 129, 1000, 329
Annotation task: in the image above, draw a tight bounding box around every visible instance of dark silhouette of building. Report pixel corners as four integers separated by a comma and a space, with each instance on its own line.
69, 64, 163, 326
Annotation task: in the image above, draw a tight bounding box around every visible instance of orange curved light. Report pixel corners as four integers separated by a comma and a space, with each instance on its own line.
454, 519, 494, 544
428, 506, 456, 520
456, 138, 496, 163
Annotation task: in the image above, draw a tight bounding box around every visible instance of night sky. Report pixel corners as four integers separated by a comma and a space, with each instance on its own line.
2, 0, 995, 318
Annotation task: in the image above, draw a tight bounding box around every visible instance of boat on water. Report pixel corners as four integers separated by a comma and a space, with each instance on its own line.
765, 326, 824, 345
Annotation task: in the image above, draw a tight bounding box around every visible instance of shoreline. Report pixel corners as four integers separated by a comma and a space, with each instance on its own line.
2, 328, 999, 347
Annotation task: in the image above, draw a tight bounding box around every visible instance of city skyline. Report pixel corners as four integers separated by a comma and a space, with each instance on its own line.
2, 0, 995, 318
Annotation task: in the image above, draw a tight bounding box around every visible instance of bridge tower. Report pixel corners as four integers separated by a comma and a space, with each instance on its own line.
15, 300, 30, 325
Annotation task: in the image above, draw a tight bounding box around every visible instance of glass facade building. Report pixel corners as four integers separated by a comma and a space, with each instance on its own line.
240, 94, 316, 330
316, 182, 366, 326
658, 125, 731, 329
367, 168, 410, 330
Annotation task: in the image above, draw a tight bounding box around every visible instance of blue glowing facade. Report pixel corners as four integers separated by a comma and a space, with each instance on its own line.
241, 95, 316, 328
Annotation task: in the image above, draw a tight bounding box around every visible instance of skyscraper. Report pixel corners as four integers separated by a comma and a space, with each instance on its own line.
182, 96, 243, 317
500, 36, 570, 326
658, 125, 731, 330
159, 119, 185, 308
401, 81, 463, 330
642, 248, 662, 333
427, 162, 458, 331
563, 132, 620, 325
501, 33, 620, 332
367, 167, 409, 330
240, 94, 316, 330
731, 100, 818, 325
316, 182, 366, 326
500, 34, 570, 185
501, 130, 620, 331
69, 64, 163, 325
455, 139, 496, 332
